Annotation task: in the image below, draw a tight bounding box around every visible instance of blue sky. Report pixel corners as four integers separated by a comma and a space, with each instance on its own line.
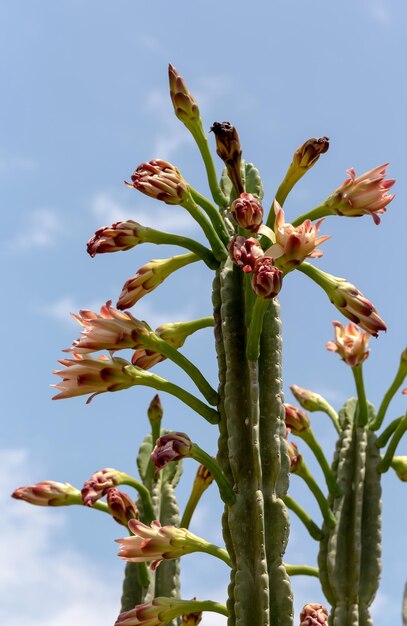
1, 1, 406, 624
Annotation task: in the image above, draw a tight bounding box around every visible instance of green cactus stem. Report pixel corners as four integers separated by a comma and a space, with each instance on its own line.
283, 495, 324, 541
378, 414, 407, 473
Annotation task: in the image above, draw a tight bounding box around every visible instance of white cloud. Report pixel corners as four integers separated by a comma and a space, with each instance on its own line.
90, 191, 197, 234
7, 208, 63, 251
0, 449, 119, 626
362, 0, 391, 23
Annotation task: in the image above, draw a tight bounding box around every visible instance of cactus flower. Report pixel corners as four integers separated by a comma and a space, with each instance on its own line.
67, 301, 151, 355
284, 403, 311, 434
210, 121, 244, 194
81, 468, 128, 506
228, 235, 264, 273
251, 257, 283, 299
324, 164, 395, 224
125, 159, 190, 206
267, 202, 330, 273
117, 519, 213, 569
87, 221, 149, 257
117, 253, 198, 310
300, 603, 328, 625
11, 481, 81, 506
107, 489, 139, 526
230, 192, 264, 233
326, 320, 370, 367
52, 354, 135, 402
151, 432, 192, 471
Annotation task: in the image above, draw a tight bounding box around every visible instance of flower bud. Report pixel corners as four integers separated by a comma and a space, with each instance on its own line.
402, 387, 407, 396
81, 468, 127, 507
168, 64, 201, 126
151, 432, 192, 472
324, 164, 395, 224
230, 193, 263, 233
66, 301, 152, 355
210, 121, 244, 194
131, 348, 165, 370
326, 320, 370, 367
193, 464, 214, 493
125, 159, 190, 206
293, 137, 330, 170
300, 602, 328, 625
290, 385, 328, 413
284, 403, 311, 434
11, 481, 81, 506
86, 221, 149, 257
115, 597, 174, 626
267, 202, 329, 273
52, 354, 135, 403
251, 257, 283, 299
390, 456, 407, 482
107, 488, 139, 526
287, 440, 302, 473
147, 394, 163, 423
117, 253, 197, 310
228, 235, 264, 273
182, 610, 202, 625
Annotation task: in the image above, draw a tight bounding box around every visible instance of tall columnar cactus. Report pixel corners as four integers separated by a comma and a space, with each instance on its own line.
11, 65, 406, 626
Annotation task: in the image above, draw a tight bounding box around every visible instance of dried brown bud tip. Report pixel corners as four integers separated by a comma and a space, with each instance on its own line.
210, 121, 244, 194
295, 137, 329, 168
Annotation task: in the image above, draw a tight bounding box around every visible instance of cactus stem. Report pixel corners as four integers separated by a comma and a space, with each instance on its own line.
378, 414, 407, 473
283, 495, 324, 541
246, 298, 270, 361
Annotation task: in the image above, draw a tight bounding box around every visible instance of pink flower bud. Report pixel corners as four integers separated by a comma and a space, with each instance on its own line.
151, 432, 192, 472
107, 489, 139, 526
131, 348, 165, 370
52, 354, 135, 403
125, 159, 190, 206
284, 403, 311, 434
11, 481, 80, 506
87, 221, 148, 257
147, 394, 163, 423
287, 440, 302, 473
115, 597, 174, 626
81, 468, 127, 507
66, 301, 151, 355
329, 276, 386, 337
325, 164, 395, 224
193, 464, 214, 492
230, 193, 264, 233
267, 202, 329, 273
169, 64, 201, 126
290, 385, 327, 413
228, 235, 264, 273
251, 257, 283, 299
300, 602, 328, 625
326, 320, 370, 367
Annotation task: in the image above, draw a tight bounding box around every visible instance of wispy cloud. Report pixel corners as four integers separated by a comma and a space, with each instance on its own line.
362, 0, 391, 23
90, 190, 197, 233
6, 208, 63, 252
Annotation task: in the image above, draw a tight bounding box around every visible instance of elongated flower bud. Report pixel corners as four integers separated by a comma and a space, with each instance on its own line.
115, 598, 219, 626
11, 481, 81, 506
326, 320, 370, 367
210, 121, 244, 194
52, 354, 135, 403
193, 464, 214, 492
151, 432, 192, 471
66, 301, 152, 355
230, 193, 264, 233
284, 403, 311, 434
300, 603, 328, 625
293, 137, 330, 170
81, 468, 128, 506
126, 159, 190, 206
87, 221, 150, 257
323, 164, 395, 224
117, 253, 198, 310
290, 385, 329, 413
147, 394, 163, 423
287, 440, 302, 473
168, 64, 201, 126
228, 235, 264, 273
131, 348, 165, 370
390, 456, 407, 481
251, 257, 283, 299
117, 519, 213, 569
267, 202, 329, 273
107, 489, 139, 526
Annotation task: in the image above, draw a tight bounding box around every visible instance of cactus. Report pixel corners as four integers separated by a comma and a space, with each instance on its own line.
13, 65, 405, 626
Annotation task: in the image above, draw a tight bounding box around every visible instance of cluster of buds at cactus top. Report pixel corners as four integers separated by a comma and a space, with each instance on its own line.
326, 320, 371, 367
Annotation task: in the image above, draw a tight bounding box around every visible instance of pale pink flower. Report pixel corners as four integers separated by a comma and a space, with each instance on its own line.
230, 193, 263, 233
326, 164, 395, 224
151, 432, 192, 472
52, 354, 134, 403
11, 481, 80, 506
66, 301, 151, 355
87, 221, 148, 257
228, 235, 264, 273
125, 159, 190, 206
267, 202, 329, 272
326, 321, 370, 367
251, 257, 283, 299
117, 519, 209, 570
300, 602, 328, 625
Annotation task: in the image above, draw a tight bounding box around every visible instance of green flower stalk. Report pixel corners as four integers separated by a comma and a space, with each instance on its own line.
371, 347, 407, 430
283, 495, 323, 541
378, 415, 407, 473
180, 464, 214, 529
290, 385, 340, 434
115, 597, 228, 625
